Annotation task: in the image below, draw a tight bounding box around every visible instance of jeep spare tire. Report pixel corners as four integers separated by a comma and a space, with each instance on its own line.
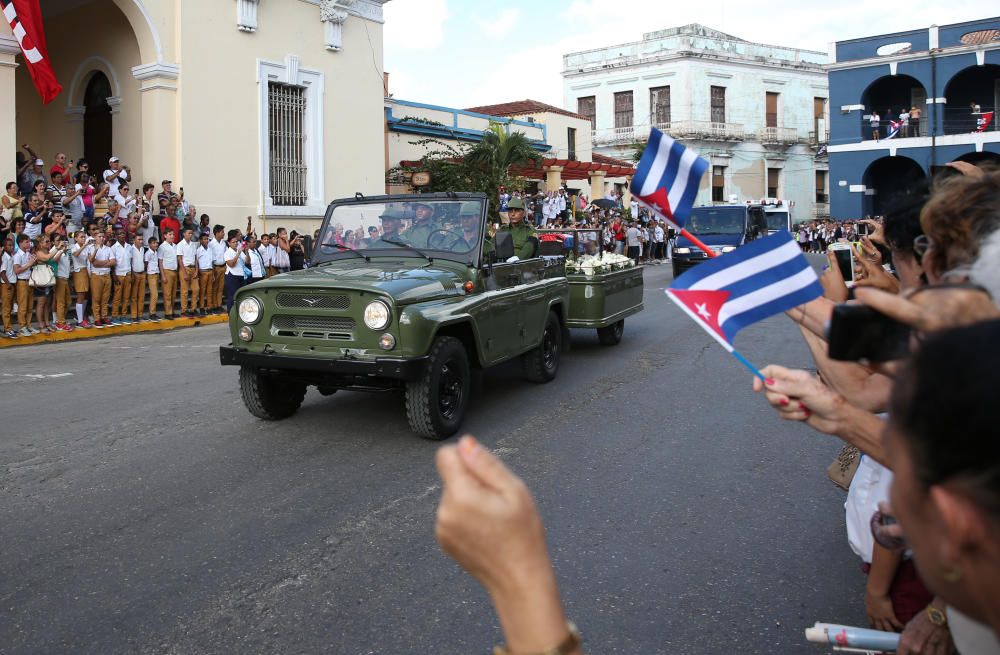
405, 336, 470, 440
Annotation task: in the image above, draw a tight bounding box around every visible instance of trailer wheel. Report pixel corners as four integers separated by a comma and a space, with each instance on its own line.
239, 366, 307, 420
597, 319, 625, 346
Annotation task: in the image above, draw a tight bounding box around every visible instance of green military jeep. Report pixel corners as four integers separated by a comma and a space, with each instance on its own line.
220, 193, 643, 439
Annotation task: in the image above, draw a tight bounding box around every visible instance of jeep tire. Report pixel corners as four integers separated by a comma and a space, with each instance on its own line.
522, 310, 561, 383
239, 366, 307, 420
597, 319, 625, 346
405, 336, 470, 440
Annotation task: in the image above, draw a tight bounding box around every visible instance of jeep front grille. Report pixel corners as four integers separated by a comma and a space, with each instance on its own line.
271, 315, 356, 340
275, 292, 350, 310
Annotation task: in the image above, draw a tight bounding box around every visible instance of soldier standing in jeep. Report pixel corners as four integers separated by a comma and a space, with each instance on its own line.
498, 197, 537, 259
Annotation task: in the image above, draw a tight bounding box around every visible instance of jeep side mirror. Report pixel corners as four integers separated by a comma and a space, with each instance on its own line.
494, 231, 515, 260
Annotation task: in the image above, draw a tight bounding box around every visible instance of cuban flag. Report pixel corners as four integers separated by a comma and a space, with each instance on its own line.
885, 119, 902, 139
630, 128, 709, 229
666, 231, 822, 350
1, 0, 62, 103
975, 111, 994, 133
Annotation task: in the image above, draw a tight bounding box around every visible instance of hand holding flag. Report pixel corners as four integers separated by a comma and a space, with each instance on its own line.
666, 231, 824, 378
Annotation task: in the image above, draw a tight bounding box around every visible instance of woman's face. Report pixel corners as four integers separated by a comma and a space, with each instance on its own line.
886, 422, 981, 619
6, 183, 16, 195
34, 181, 45, 193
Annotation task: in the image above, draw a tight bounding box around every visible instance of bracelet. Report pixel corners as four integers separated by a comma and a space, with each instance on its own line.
493, 622, 580, 655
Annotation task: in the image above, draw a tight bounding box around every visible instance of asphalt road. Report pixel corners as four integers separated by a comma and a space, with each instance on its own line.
0, 261, 864, 654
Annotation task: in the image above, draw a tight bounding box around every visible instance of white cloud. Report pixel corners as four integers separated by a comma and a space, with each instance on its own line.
383, 0, 450, 50
475, 8, 521, 39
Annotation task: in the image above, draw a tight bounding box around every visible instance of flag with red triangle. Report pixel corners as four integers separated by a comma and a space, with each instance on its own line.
2, 0, 62, 104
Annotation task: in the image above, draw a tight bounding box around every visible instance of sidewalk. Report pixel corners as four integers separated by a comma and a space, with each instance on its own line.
0, 314, 229, 349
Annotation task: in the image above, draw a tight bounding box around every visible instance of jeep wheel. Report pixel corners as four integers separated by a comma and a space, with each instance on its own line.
597, 319, 625, 346
239, 366, 307, 420
405, 336, 470, 440
522, 311, 561, 383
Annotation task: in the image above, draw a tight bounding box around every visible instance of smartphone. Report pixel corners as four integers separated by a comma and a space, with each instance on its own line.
827, 304, 912, 362
829, 243, 855, 285
856, 222, 869, 237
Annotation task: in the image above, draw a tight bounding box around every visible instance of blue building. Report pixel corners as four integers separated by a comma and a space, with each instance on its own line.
828, 18, 1000, 219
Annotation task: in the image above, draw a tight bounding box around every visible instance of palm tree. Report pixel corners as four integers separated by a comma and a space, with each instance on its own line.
464, 122, 542, 193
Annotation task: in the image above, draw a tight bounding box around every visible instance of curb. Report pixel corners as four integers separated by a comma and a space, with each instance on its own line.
0, 314, 229, 349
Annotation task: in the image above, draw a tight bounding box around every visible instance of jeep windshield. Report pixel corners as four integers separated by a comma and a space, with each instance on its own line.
312, 197, 486, 265
766, 211, 790, 232
686, 206, 747, 235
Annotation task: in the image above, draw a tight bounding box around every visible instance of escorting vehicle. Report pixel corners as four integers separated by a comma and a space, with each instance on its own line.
220, 193, 643, 439
671, 203, 769, 278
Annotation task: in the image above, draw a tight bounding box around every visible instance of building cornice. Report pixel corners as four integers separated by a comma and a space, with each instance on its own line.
563, 49, 827, 79
132, 62, 180, 80
826, 42, 999, 71
564, 53, 828, 86
298, 0, 387, 23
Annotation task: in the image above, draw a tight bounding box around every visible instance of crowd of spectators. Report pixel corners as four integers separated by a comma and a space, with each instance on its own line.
433, 163, 1000, 655
0, 145, 306, 338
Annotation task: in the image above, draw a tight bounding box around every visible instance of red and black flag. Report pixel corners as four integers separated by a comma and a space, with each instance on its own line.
2, 0, 61, 103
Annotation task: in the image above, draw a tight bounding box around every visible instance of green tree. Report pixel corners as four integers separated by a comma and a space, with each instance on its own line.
387, 122, 541, 220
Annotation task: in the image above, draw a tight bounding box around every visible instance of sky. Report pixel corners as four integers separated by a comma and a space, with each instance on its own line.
383, 0, 993, 110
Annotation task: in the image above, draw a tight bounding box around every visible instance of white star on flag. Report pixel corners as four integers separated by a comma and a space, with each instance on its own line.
695, 302, 712, 320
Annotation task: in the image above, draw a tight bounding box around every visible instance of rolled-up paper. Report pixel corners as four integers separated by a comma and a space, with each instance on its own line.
805, 622, 901, 653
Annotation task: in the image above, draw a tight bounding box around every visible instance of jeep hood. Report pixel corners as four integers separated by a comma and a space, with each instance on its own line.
247, 259, 468, 304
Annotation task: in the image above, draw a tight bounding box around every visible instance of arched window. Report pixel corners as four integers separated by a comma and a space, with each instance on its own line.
84, 72, 113, 170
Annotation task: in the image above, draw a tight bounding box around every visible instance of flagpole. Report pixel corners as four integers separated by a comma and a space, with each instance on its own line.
679, 228, 718, 259
730, 348, 767, 381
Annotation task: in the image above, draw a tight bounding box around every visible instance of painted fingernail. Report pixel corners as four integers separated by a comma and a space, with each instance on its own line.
779, 399, 789, 406
804, 410, 811, 418
799, 402, 808, 410
765, 378, 776, 386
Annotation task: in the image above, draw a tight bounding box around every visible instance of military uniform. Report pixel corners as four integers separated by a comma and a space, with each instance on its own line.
403, 201, 438, 247
371, 207, 410, 248
498, 198, 537, 259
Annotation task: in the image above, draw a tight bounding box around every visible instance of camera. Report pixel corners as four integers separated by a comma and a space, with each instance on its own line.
856, 222, 870, 237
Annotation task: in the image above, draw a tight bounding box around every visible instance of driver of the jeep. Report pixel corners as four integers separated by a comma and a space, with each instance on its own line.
403, 201, 436, 247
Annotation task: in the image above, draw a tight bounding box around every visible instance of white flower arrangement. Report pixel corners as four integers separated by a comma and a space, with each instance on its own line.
565, 253, 635, 276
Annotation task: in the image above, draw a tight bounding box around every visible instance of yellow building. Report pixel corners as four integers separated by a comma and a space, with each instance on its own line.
1, 0, 389, 234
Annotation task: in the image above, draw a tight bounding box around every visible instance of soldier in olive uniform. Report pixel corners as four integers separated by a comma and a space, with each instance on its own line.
370, 207, 410, 247
499, 197, 538, 259
403, 200, 437, 247
452, 201, 494, 256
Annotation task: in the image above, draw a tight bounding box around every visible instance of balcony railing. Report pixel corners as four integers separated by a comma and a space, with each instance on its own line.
858, 107, 998, 141
758, 126, 800, 144
591, 126, 636, 145
814, 202, 830, 218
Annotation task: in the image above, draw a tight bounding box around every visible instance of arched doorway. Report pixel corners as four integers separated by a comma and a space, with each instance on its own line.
862, 156, 926, 216
83, 72, 112, 170
861, 74, 927, 139
943, 65, 1000, 134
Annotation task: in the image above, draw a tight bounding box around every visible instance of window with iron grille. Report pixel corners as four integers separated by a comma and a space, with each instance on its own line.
268, 82, 308, 206
710, 86, 726, 124
650, 86, 671, 126
577, 96, 596, 129
567, 127, 577, 161
614, 91, 633, 129
712, 165, 725, 202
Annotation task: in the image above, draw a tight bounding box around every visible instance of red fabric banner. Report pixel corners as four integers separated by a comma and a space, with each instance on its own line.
2, 0, 62, 104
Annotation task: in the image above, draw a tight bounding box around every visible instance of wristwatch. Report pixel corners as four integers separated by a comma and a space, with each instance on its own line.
493, 622, 581, 655
926, 605, 948, 627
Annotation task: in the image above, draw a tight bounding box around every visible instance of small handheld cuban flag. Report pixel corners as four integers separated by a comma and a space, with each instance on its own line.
666, 231, 823, 379
630, 128, 709, 230
886, 119, 902, 139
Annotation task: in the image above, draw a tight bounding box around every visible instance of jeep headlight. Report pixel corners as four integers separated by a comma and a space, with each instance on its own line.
674, 247, 691, 254
363, 300, 391, 330
721, 246, 736, 253
238, 296, 262, 325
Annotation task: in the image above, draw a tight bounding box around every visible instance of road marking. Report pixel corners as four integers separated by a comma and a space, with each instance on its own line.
2, 372, 74, 379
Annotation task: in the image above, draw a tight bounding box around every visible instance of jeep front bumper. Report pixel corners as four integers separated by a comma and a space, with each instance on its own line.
220, 345, 428, 381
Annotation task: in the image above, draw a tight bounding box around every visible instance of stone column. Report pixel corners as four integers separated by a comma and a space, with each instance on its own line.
622, 176, 632, 206
588, 170, 606, 201
544, 165, 563, 192
0, 35, 19, 184
132, 62, 180, 186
